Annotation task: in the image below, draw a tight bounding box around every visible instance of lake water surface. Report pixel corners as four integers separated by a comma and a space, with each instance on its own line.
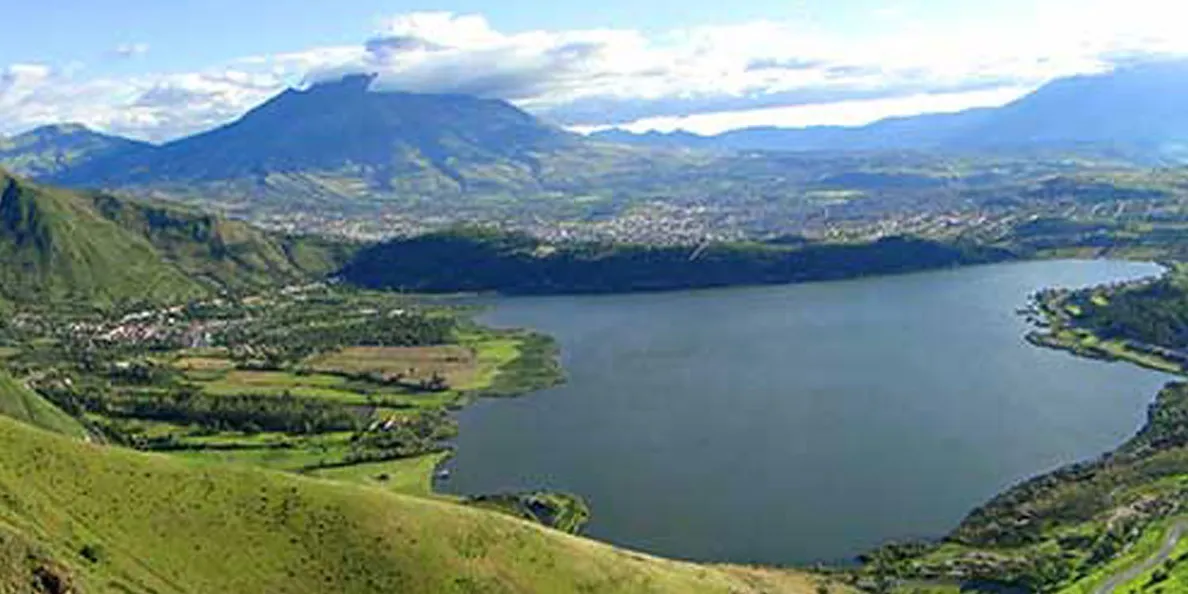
440, 260, 1172, 565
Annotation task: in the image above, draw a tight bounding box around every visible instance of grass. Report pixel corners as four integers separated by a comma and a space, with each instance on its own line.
173, 356, 236, 372
174, 444, 352, 472
0, 370, 88, 439
1037, 327, 1186, 375
127, 325, 561, 500
0, 414, 848, 593
468, 492, 593, 535
200, 370, 373, 404
1057, 519, 1183, 593
455, 333, 521, 392
463, 330, 564, 397
305, 345, 479, 386
1112, 532, 1188, 593
172, 432, 358, 472
306, 451, 452, 498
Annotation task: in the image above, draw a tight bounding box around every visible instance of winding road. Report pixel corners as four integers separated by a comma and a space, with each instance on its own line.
1093, 520, 1188, 594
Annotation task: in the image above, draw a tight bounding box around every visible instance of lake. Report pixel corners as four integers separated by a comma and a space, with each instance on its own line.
439, 260, 1172, 565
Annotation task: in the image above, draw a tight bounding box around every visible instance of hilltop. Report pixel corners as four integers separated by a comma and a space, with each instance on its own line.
0, 124, 153, 178
0, 169, 351, 307
0, 413, 843, 593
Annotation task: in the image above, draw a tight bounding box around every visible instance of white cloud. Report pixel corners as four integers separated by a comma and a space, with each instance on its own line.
3, 4, 1188, 141
0, 65, 293, 142
577, 87, 1034, 136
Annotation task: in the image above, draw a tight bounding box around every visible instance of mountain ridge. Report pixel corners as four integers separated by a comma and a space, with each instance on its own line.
0, 169, 351, 306
52, 74, 583, 196
0, 123, 154, 178
593, 61, 1188, 162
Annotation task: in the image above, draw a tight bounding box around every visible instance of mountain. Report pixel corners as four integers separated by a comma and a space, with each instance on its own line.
0, 124, 152, 178
954, 61, 1188, 157
0, 413, 840, 593
592, 109, 994, 153
0, 169, 351, 306
55, 74, 588, 200
594, 61, 1188, 161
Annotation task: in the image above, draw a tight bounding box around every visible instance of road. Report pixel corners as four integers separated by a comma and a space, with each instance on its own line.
1093, 520, 1188, 594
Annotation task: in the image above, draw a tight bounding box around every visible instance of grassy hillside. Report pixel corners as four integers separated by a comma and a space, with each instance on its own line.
89, 193, 354, 293
0, 170, 205, 305
0, 415, 844, 593
0, 371, 87, 439
0, 170, 352, 307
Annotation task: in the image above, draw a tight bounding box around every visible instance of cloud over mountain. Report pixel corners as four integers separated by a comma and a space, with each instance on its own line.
2, 1, 1187, 141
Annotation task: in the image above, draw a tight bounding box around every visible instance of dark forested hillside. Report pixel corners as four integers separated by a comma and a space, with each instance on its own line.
339, 227, 1014, 294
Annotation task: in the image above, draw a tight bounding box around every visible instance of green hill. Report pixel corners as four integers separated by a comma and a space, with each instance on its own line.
0, 124, 152, 178
0, 170, 351, 306
0, 415, 842, 593
0, 371, 87, 439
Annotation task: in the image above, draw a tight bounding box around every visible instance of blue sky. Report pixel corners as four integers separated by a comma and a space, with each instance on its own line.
1, 0, 1184, 141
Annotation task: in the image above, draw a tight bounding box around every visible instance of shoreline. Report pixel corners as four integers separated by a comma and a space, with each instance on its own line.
423, 259, 1185, 591
423, 324, 593, 533
858, 264, 1188, 592
1023, 271, 1186, 377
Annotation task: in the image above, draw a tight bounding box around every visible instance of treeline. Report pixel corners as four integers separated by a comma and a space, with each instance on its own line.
342, 411, 457, 465
1076, 276, 1188, 348
221, 312, 455, 363
114, 391, 360, 434
339, 227, 1014, 294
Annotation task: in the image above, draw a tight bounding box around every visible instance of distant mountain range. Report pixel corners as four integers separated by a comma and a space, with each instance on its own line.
0, 74, 678, 216
594, 61, 1188, 162
1, 61, 1187, 218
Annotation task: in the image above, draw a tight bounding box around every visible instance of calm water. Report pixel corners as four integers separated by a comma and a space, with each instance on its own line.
440, 260, 1172, 565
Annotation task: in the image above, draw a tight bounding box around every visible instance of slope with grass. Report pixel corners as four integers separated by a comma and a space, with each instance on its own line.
0, 170, 204, 305
0, 169, 351, 306
0, 415, 845, 594
0, 370, 87, 439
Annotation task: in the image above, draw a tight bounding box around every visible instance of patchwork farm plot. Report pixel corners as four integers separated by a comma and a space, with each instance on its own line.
0, 286, 561, 501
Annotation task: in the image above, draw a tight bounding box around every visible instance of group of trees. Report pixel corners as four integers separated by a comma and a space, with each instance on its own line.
342, 411, 457, 465
1074, 278, 1188, 348
340, 227, 1013, 294
116, 390, 361, 435
222, 312, 456, 364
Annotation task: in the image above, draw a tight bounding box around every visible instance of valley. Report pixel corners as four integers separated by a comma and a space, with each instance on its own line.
0, 282, 586, 527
